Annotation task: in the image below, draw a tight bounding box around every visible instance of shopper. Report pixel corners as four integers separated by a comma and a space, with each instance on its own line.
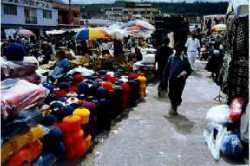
135, 45, 142, 61
156, 38, 173, 93
185, 33, 200, 69
162, 42, 192, 115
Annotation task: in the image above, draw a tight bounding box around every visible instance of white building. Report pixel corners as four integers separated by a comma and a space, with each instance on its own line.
1, 0, 58, 35
105, 7, 126, 22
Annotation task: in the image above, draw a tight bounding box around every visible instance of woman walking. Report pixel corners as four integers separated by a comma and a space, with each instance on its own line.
162, 43, 192, 115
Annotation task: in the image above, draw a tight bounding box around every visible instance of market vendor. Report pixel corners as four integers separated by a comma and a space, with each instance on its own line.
49, 48, 71, 80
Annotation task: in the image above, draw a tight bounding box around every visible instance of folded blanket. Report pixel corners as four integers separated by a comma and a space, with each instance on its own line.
1, 79, 48, 119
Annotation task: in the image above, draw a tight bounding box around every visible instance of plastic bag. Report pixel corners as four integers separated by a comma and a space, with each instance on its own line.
229, 97, 245, 122
203, 122, 227, 161
220, 132, 243, 158
1, 79, 48, 119
206, 105, 230, 124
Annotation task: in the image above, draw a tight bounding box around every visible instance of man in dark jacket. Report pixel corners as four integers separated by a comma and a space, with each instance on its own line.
155, 38, 173, 97
162, 42, 192, 115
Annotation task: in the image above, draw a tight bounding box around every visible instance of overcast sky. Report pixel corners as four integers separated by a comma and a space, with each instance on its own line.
61, 0, 227, 4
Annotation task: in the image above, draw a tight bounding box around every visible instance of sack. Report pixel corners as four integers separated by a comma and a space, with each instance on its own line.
220, 132, 243, 158
203, 123, 227, 160
206, 105, 230, 124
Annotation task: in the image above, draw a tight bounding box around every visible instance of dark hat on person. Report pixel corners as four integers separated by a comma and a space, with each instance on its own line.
5, 42, 27, 61
163, 37, 170, 44
174, 42, 185, 51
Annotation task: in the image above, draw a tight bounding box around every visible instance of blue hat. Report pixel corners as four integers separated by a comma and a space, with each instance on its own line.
5, 42, 27, 61
42, 115, 58, 126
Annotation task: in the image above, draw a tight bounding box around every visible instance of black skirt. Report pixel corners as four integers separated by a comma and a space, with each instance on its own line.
168, 78, 186, 107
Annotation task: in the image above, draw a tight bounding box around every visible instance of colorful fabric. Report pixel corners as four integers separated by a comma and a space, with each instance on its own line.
1, 79, 48, 119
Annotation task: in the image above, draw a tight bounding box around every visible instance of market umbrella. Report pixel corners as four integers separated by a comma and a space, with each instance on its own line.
211, 24, 227, 32
124, 20, 155, 31
127, 26, 142, 33
16, 29, 36, 37
75, 27, 111, 40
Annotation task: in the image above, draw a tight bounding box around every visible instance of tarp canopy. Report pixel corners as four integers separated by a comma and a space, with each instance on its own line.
73, 20, 156, 40
105, 24, 128, 40
122, 19, 155, 39
45, 29, 65, 35
123, 20, 155, 31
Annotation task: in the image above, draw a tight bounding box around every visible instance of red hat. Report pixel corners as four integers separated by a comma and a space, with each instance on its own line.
128, 73, 139, 80
54, 89, 67, 97
69, 84, 78, 93
73, 73, 84, 83
101, 81, 113, 91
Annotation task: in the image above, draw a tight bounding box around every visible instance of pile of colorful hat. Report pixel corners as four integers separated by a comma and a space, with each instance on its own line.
38, 68, 147, 162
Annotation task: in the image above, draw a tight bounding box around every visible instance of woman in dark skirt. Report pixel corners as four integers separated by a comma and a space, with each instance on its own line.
162, 42, 192, 115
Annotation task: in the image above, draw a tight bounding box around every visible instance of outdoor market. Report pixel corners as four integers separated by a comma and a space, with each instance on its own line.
0, 0, 249, 165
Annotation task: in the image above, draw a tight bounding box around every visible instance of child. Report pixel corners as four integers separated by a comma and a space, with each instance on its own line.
162, 42, 192, 115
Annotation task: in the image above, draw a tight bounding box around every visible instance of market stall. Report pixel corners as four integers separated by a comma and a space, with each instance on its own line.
203, 0, 249, 162
1, 39, 148, 165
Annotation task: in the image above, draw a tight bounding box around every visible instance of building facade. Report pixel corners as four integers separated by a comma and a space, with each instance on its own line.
1, 0, 58, 32
125, 3, 160, 24
53, 2, 81, 27
105, 7, 126, 22
103, 3, 160, 24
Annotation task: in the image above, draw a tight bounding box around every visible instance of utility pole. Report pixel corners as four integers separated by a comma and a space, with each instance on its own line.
68, 0, 73, 25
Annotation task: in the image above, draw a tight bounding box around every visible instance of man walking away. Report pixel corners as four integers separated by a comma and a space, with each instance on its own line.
185, 33, 200, 69
162, 42, 192, 115
155, 38, 173, 97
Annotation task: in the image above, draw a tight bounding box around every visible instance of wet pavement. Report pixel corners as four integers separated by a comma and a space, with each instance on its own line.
79, 62, 246, 166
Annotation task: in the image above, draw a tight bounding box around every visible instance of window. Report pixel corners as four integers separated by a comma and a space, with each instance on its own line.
24, 7, 37, 24
43, 10, 52, 19
3, 4, 17, 15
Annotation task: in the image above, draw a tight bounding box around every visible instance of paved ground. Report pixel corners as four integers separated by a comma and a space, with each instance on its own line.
79, 62, 247, 166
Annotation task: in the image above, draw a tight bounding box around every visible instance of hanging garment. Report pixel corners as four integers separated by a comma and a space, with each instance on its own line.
227, 16, 249, 102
